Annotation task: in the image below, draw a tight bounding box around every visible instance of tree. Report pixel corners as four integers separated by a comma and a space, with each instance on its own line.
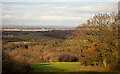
66, 12, 119, 67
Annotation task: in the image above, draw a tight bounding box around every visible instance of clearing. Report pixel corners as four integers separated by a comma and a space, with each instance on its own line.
30, 62, 109, 72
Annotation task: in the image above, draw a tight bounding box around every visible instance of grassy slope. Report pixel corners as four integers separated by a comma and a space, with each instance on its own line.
30, 62, 108, 72
15, 33, 56, 40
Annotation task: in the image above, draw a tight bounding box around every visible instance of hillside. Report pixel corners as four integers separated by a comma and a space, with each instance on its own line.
2, 12, 119, 72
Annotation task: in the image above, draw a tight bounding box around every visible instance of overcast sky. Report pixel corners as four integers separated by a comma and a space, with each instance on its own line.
1, 0, 118, 27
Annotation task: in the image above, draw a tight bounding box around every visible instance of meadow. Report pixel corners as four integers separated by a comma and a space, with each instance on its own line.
30, 62, 109, 72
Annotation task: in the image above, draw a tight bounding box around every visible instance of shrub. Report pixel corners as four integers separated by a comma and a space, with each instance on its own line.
58, 53, 78, 62
109, 58, 120, 71
109, 64, 120, 71
44, 53, 78, 62
2, 51, 31, 73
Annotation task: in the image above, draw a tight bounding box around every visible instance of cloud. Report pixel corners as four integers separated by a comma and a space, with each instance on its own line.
2, 2, 118, 27
109, 0, 120, 2
2, 0, 120, 2
3, 15, 12, 19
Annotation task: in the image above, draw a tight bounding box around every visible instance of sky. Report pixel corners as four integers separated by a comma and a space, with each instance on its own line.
1, 0, 119, 27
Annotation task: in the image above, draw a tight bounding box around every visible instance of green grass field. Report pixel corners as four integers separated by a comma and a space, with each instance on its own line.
15, 33, 56, 40
30, 62, 109, 72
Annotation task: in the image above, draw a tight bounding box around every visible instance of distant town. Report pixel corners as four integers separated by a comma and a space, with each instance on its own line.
1, 25, 75, 31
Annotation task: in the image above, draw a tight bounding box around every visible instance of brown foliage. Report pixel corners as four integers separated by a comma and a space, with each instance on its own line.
2, 51, 31, 73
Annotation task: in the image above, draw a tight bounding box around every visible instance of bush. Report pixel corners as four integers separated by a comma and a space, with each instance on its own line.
2, 51, 31, 73
58, 53, 78, 62
109, 64, 120, 71
44, 53, 78, 62
109, 58, 120, 71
